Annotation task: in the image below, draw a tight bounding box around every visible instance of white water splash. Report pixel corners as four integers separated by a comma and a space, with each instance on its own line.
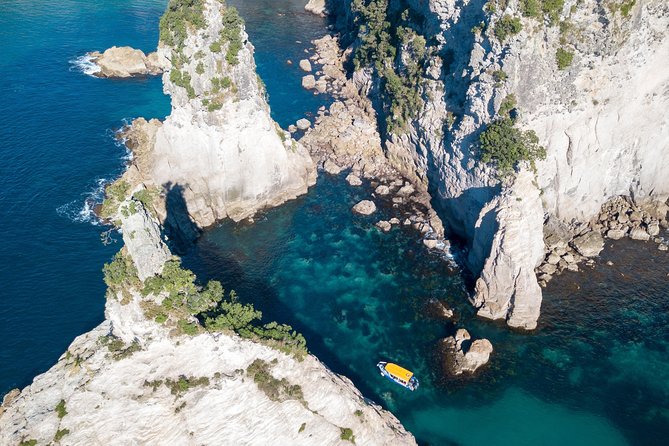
69, 54, 101, 77
56, 178, 109, 225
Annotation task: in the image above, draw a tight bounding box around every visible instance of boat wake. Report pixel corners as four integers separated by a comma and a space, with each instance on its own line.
69, 54, 101, 77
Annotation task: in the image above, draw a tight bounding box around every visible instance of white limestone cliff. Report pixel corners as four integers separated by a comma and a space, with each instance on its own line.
339, 0, 669, 329
0, 200, 415, 446
125, 0, 316, 230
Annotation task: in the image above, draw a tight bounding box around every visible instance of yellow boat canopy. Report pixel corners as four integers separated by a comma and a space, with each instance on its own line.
385, 363, 413, 381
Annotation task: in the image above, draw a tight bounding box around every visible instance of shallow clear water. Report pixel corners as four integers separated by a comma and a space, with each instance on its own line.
2, 1, 668, 445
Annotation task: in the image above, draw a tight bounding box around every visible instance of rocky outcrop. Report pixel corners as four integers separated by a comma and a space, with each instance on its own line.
352, 200, 376, 215
89, 46, 168, 78
330, 0, 669, 328
305, 0, 328, 17
472, 170, 545, 330
0, 197, 415, 445
442, 329, 493, 375
117, 0, 315, 234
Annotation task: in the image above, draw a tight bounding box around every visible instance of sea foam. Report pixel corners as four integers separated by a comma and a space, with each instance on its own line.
69, 54, 101, 77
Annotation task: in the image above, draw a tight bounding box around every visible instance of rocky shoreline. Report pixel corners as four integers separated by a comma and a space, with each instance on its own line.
296, 34, 450, 257
538, 197, 669, 286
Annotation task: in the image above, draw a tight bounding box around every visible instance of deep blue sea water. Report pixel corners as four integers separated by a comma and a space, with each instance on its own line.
1, 1, 668, 445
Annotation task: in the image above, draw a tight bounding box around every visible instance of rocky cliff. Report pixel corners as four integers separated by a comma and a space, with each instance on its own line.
330, 0, 669, 329
118, 0, 316, 238
0, 195, 415, 446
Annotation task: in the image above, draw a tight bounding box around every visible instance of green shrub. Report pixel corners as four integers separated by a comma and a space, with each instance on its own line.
100, 179, 130, 219
494, 15, 522, 42
556, 47, 574, 70
520, 0, 541, 17
498, 94, 517, 118
19, 441, 37, 446
170, 69, 196, 99
133, 187, 159, 211
55, 399, 67, 418
246, 359, 305, 404
99, 335, 142, 360
159, 0, 206, 49
177, 319, 199, 335
492, 69, 508, 87
298, 422, 306, 433
196, 62, 205, 74
340, 427, 356, 443
54, 428, 70, 442
541, 0, 564, 25
620, 0, 636, 17
479, 118, 546, 175
165, 375, 210, 396
103, 251, 139, 292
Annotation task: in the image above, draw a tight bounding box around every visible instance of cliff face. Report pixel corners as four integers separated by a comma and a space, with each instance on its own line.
0, 197, 415, 446
130, 0, 316, 232
336, 0, 669, 328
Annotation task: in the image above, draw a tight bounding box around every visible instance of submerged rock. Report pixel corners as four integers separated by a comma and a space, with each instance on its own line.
376, 220, 391, 232
352, 200, 376, 215
442, 329, 493, 375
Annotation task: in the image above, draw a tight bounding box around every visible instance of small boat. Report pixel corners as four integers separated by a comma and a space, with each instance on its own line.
377, 361, 419, 391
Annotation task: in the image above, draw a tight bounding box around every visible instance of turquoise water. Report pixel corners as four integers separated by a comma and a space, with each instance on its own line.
2, 1, 668, 445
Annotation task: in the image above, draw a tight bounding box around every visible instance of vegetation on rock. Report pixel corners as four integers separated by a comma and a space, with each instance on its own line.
100, 179, 130, 219
521, 0, 564, 25
99, 335, 142, 360
138, 259, 307, 358
351, 0, 431, 133
340, 427, 356, 443
210, 7, 244, 66
494, 15, 522, 42
55, 399, 67, 418
479, 118, 546, 175
103, 251, 140, 294
246, 359, 305, 404
159, 0, 206, 49
54, 428, 70, 442
556, 47, 574, 70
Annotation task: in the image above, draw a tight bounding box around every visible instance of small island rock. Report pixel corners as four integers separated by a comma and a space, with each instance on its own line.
346, 173, 362, 186
299, 59, 312, 72
296, 118, 311, 131
442, 329, 493, 376
352, 200, 377, 215
302, 75, 316, 90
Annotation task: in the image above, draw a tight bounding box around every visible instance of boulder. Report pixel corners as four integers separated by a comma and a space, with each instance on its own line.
423, 239, 439, 249
606, 229, 626, 240
376, 220, 391, 232
630, 227, 650, 241
375, 185, 390, 195
90, 46, 164, 78
296, 118, 311, 131
352, 200, 376, 215
346, 174, 362, 186
302, 75, 316, 90
539, 263, 557, 275
389, 217, 400, 225
323, 159, 342, 175
647, 222, 660, 237
397, 184, 415, 197
442, 329, 493, 376
299, 59, 312, 72
571, 231, 604, 257
546, 253, 561, 265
